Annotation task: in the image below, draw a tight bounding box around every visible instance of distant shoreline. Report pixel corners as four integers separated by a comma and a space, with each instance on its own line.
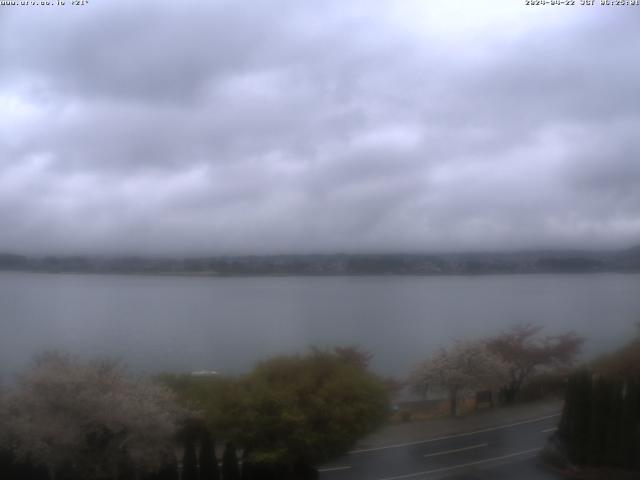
2, 267, 640, 280
1, 247, 639, 278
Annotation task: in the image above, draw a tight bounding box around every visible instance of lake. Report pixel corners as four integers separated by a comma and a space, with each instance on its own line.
1, 271, 639, 381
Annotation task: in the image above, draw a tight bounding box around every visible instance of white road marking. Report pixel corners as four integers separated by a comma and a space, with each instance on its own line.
376, 447, 542, 480
423, 443, 488, 458
541, 427, 557, 433
318, 465, 352, 473
349, 413, 560, 454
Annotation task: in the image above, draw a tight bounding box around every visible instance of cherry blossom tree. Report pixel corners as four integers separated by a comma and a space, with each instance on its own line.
411, 340, 508, 416
1, 352, 189, 480
486, 324, 584, 403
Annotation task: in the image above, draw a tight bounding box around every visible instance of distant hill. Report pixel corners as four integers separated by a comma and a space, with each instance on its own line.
1, 247, 639, 277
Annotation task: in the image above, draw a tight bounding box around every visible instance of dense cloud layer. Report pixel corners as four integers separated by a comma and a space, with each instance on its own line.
1, 0, 639, 254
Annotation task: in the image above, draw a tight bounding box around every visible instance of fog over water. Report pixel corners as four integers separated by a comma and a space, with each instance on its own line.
1, 271, 639, 381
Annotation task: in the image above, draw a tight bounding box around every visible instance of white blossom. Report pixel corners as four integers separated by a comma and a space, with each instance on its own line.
411, 340, 509, 414
1, 352, 190, 479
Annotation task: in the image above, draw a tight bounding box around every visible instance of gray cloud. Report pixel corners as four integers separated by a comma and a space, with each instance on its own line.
0, 0, 639, 254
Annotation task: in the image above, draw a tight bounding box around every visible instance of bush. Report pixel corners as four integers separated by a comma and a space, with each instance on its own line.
235, 349, 389, 470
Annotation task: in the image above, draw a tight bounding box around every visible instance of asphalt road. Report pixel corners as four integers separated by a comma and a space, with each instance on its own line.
318, 414, 562, 480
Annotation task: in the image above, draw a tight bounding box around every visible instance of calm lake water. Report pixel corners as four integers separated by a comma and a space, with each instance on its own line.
1, 271, 639, 381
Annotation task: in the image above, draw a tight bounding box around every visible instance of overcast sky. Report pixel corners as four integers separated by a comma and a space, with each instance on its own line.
1, 0, 639, 255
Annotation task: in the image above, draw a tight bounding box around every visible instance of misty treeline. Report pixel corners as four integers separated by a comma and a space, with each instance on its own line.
410, 324, 584, 415
0, 347, 389, 480
1, 246, 640, 276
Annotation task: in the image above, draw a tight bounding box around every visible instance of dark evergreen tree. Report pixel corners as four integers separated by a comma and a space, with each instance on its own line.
560, 370, 640, 470
620, 378, 639, 469
198, 430, 219, 480
240, 455, 254, 480
154, 458, 180, 480
558, 372, 575, 440
222, 442, 240, 480
292, 461, 318, 480
604, 378, 624, 467
32, 463, 49, 480
0, 449, 13, 480
243, 462, 282, 480
183, 439, 198, 480
117, 449, 136, 480
7, 454, 48, 480
587, 376, 612, 465
240, 451, 273, 480
559, 369, 592, 464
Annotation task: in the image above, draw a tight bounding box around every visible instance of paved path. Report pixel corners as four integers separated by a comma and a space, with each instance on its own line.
319, 400, 563, 480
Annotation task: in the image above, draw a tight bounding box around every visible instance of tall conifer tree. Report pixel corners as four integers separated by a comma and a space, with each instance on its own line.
183, 440, 198, 480
222, 443, 240, 480
199, 430, 219, 480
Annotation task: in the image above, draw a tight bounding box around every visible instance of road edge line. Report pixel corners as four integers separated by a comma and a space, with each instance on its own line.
349, 413, 560, 454
376, 447, 543, 480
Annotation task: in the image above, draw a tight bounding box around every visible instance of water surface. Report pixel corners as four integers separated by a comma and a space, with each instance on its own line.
1, 272, 639, 380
